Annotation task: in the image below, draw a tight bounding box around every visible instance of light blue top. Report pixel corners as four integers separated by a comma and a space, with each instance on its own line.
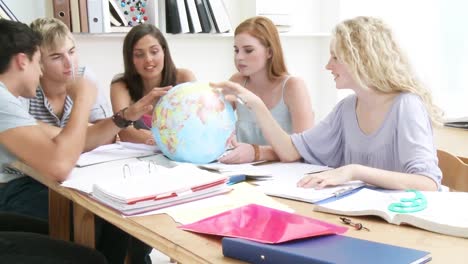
236, 76, 292, 145
291, 93, 442, 189
0, 82, 37, 183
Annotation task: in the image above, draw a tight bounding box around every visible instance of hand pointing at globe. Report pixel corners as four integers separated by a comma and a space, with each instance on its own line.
210, 81, 263, 111
218, 138, 256, 164
123, 86, 171, 121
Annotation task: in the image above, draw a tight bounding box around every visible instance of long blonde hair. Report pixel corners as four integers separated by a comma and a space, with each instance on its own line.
333, 16, 443, 124
235, 16, 288, 80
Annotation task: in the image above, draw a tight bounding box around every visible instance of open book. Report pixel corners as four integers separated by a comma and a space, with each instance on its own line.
314, 188, 468, 238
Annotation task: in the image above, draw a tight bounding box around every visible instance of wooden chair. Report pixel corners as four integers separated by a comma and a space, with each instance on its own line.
437, 149, 468, 192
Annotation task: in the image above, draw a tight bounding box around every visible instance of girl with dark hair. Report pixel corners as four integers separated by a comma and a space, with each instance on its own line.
111, 24, 196, 144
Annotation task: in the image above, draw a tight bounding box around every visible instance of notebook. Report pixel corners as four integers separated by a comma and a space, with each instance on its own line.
314, 188, 468, 238
259, 181, 365, 204
222, 235, 431, 264
179, 204, 347, 243
253, 162, 364, 203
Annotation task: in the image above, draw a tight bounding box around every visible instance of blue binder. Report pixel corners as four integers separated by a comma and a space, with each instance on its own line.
222, 235, 431, 264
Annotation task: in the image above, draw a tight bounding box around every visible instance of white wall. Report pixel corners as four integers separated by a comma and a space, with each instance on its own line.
75, 34, 336, 120
3, 0, 48, 23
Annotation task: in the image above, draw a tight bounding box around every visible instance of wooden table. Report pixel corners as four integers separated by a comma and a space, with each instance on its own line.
13, 163, 468, 264
434, 126, 468, 162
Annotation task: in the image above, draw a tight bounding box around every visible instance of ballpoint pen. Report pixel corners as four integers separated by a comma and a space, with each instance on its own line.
236, 95, 246, 105
333, 185, 365, 198
213, 87, 245, 105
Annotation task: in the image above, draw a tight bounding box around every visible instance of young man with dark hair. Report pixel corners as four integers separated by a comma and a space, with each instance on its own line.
0, 19, 107, 264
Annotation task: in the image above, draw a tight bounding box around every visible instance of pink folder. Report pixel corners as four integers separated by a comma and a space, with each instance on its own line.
179, 204, 347, 244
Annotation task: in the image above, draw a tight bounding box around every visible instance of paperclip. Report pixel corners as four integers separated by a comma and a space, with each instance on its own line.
122, 164, 131, 179
148, 161, 158, 175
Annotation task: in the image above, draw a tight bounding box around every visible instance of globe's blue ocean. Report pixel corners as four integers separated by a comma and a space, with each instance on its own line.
152, 82, 236, 164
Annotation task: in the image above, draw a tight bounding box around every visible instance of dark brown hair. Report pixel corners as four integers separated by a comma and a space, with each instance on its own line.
113, 24, 177, 102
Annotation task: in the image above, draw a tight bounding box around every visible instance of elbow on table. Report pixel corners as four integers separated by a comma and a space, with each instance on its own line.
42, 160, 75, 182
278, 154, 301, 163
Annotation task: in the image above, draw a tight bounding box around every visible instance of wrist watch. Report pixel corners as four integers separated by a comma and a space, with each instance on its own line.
112, 107, 133, 128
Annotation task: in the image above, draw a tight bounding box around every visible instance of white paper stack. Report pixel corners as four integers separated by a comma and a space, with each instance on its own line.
91, 163, 230, 215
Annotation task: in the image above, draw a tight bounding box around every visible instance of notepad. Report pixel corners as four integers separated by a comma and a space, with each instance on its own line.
314, 188, 468, 238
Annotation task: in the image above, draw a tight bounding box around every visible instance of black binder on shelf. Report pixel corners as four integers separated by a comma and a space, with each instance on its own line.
194, 0, 211, 33
166, 0, 181, 33
201, 0, 216, 33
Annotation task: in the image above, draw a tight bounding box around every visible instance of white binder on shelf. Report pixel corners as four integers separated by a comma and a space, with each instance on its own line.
157, 0, 166, 32
146, 0, 159, 27
176, 0, 190, 33
87, 0, 105, 33
185, 0, 202, 33
206, 0, 231, 33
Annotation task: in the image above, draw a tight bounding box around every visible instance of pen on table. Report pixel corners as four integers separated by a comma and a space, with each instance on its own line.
227, 175, 246, 185
333, 186, 361, 198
